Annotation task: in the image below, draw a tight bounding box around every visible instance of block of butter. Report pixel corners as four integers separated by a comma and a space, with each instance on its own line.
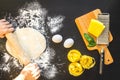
88, 19, 105, 37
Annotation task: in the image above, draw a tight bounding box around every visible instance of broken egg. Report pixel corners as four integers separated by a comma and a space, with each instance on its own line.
64, 38, 74, 48
52, 34, 63, 43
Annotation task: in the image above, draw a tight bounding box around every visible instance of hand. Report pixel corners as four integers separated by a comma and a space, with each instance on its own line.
14, 63, 41, 80
0, 19, 14, 38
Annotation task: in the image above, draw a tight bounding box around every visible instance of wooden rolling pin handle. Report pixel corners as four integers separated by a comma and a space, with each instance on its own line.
5, 33, 30, 66
104, 47, 113, 65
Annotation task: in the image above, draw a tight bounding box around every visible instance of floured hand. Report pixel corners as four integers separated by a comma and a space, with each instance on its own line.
0, 19, 14, 38
14, 63, 41, 80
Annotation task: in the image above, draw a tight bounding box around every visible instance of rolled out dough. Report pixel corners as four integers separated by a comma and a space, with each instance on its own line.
6, 27, 46, 64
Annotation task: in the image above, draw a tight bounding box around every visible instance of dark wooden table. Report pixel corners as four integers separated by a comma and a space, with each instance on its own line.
0, 0, 120, 80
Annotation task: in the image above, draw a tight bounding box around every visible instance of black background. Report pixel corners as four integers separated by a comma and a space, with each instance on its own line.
0, 0, 120, 80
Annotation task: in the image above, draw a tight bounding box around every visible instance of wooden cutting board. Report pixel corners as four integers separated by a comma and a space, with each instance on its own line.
75, 9, 113, 65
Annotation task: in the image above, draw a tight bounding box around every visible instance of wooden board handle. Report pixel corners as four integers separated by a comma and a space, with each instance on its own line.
104, 47, 113, 65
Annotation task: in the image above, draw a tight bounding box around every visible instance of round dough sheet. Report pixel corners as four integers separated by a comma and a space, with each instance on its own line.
6, 27, 46, 61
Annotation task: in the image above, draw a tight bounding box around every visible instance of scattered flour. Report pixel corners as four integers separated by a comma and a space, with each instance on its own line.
0, 53, 22, 73
15, 1, 48, 35
1, 1, 65, 79
33, 47, 58, 79
47, 15, 65, 34
44, 65, 57, 79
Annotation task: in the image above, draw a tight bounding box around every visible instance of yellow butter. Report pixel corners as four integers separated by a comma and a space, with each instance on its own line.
88, 19, 105, 37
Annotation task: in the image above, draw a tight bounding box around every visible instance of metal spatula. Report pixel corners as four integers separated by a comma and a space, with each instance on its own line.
97, 13, 110, 75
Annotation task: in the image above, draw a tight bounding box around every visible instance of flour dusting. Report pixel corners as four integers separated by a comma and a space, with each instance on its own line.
33, 47, 57, 79
34, 47, 55, 69
15, 1, 47, 35
44, 65, 57, 79
1, 1, 65, 79
47, 15, 65, 34
0, 53, 22, 73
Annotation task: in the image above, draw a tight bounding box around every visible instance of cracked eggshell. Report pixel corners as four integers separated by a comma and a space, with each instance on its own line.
52, 34, 63, 43
63, 38, 74, 48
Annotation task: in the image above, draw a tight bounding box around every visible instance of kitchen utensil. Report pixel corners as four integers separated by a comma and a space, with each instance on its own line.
97, 13, 110, 74
75, 9, 113, 65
